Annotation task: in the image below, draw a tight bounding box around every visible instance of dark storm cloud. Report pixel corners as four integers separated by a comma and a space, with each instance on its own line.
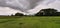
0, 0, 43, 12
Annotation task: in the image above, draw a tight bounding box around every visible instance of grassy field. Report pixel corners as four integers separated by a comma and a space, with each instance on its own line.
0, 16, 60, 28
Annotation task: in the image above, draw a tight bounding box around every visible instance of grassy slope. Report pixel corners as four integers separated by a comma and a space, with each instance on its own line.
0, 16, 60, 28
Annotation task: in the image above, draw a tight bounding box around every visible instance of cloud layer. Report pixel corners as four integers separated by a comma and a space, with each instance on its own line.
0, 0, 43, 12
0, 0, 60, 15
27, 0, 60, 15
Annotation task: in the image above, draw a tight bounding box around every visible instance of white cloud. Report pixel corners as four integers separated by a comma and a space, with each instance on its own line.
48, 0, 60, 11
0, 7, 22, 15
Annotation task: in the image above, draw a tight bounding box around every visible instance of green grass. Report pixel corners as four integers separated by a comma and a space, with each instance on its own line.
0, 16, 60, 28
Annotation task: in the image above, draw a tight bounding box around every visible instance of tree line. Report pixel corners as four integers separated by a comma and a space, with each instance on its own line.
12, 8, 60, 16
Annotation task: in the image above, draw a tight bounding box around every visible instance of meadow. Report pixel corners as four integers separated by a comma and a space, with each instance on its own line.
0, 16, 60, 28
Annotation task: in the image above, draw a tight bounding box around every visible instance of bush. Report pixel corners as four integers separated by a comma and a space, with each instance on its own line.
15, 12, 23, 16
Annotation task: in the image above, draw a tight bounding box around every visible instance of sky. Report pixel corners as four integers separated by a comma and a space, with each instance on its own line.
0, 0, 60, 15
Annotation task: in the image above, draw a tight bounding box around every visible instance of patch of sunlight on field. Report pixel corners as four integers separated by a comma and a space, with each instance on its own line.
0, 16, 60, 28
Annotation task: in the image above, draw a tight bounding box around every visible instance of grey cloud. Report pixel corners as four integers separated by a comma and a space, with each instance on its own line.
0, 0, 43, 12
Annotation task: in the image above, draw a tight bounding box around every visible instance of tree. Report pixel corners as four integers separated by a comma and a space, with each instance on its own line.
15, 12, 23, 16
35, 8, 57, 16
11, 14, 14, 16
